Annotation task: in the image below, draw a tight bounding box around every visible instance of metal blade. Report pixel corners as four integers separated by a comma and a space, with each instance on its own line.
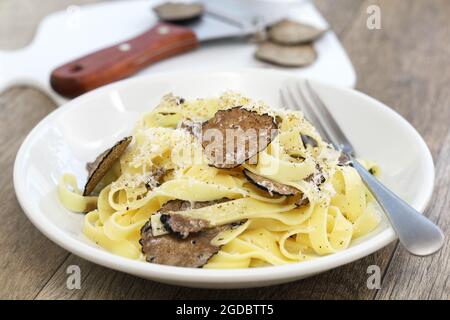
189, 10, 249, 41
188, 0, 273, 41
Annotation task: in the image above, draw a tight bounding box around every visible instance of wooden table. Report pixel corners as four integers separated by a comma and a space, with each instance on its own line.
1, 0, 449, 300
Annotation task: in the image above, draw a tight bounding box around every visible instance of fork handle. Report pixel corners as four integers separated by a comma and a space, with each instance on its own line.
351, 159, 444, 256
50, 22, 198, 99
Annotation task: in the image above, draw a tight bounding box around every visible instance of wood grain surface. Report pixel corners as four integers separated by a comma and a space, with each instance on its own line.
0, 0, 448, 300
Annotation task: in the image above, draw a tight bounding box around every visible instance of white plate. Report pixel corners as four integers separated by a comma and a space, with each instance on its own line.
14, 70, 434, 288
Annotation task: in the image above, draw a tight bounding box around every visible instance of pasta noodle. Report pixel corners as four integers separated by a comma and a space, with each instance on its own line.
58, 92, 382, 268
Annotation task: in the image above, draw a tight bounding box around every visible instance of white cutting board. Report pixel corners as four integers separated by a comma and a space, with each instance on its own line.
0, 0, 356, 105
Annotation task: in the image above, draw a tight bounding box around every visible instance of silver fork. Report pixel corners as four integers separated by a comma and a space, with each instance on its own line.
280, 80, 444, 256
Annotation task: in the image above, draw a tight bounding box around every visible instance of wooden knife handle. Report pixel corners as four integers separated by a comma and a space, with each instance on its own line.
50, 22, 198, 98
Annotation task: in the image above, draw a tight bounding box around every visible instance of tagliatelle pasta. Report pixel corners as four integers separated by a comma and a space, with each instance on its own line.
58, 92, 382, 268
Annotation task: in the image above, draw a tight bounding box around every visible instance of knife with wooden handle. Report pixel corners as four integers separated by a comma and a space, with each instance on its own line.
50, 8, 254, 98
50, 23, 197, 98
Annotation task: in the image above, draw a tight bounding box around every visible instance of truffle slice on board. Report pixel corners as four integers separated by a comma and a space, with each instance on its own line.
201, 107, 278, 169
268, 19, 326, 45
153, 2, 204, 22
255, 41, 317, 68
83, 136, 132, 196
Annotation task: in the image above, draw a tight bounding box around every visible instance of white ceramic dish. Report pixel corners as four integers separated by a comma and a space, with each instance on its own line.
14, 70, 434, 288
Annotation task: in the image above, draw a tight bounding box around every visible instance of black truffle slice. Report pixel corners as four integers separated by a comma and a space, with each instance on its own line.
153, 2, 204, 22
268, 19, 326, 45
83, 136, 132, 196
158, 198, 230, 214
179, 119, 202, 138
160, 214, 209, 239
158, 198, 229, 238
145, 167, 166, 189
295, 194, 310, 207
301, 134, 319, 148
337, 153, 351, 166
243, 169, 299, 196
139, 224, 229, 267
305, 163, 326, 187
255, 41, 317, 67
242, 170, 310, 206
139, 198, 231, 267
201, 107, 278, 169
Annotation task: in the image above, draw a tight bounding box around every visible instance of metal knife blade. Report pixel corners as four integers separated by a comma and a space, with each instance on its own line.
181, 4, 257, 42
193, 0, 287, 42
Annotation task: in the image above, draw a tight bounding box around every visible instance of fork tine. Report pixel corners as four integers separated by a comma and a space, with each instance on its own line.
287, 82, 331, 143
279, 88, 295, 111
304, 80, 353, 154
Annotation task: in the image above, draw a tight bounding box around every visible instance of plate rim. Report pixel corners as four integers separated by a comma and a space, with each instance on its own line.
13, 69, 434, 287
